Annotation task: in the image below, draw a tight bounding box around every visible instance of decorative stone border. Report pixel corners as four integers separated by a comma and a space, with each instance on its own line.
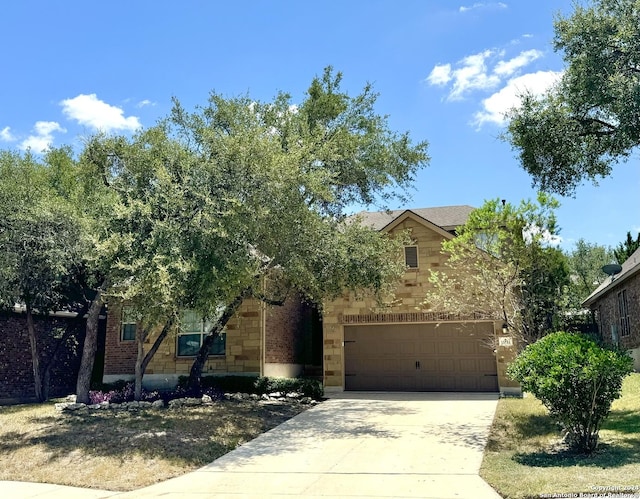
54, 392, 319, 412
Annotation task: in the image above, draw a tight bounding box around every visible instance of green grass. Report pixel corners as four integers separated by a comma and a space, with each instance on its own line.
480, 373, 640, 498
0, 399, 308, 491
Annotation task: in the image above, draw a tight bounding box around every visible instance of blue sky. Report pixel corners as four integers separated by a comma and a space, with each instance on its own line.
1, 1, 638, 251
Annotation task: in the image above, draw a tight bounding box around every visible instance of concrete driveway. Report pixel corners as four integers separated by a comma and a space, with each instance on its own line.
121, 392, 501, 498
1, 392, 501, 498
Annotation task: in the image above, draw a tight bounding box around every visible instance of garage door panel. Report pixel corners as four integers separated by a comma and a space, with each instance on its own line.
344, 322, 498, 392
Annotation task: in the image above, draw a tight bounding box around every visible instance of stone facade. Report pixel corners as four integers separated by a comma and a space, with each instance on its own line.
322, 212, 517, 393
103, 294, 311, 389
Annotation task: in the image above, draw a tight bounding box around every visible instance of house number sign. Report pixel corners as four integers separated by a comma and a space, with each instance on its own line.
498, 337, 513, 347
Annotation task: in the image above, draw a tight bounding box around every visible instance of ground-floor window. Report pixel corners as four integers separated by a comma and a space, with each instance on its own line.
177, 310, 226, 357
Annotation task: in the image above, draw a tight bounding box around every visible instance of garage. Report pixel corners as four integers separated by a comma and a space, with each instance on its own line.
344, 322, 498, 392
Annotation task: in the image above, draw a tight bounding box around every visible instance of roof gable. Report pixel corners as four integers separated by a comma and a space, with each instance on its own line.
353, 205, 474, 232
380, 210, 457, 240
583, 246, 640, 307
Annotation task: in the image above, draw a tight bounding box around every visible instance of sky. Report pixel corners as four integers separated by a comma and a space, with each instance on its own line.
0, 1, 638, 252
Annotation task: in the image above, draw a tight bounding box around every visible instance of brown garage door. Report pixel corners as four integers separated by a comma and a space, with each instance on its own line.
344, 322, 498, 392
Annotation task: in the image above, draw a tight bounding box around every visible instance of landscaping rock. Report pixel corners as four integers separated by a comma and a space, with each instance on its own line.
152, 400, 165, 409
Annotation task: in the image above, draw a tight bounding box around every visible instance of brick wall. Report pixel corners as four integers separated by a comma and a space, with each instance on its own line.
103, 302, 137, 376
264, 293, 306, 364
0, 312, 91, 401
594, 273, 640, 352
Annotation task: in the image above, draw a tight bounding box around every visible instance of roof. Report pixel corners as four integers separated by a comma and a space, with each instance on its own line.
352, 205, 475, 232
582, 247, 640, 308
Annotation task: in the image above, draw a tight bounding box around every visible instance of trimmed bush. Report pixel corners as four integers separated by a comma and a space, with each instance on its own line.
178, 375, 324, 400
507, 331, 633, 453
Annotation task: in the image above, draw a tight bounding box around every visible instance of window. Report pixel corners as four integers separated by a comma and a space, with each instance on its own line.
404, 246, 418, 268
177, 310, 226, 357
618, 289, 630, 337
120, 306, 137, 341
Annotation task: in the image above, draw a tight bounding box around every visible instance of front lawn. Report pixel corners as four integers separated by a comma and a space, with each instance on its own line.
480, 373, 640, 499
0, 398, 308, 491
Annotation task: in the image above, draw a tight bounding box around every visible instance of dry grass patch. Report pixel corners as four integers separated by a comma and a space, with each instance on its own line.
0, 399, 309, 491
480, 373, 640, 499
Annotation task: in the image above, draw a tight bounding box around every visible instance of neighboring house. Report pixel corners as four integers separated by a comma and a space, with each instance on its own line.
102, 294, 322, 390
583, 247, 640, 370
322, 206, 519, 394
0, 307, 105, 403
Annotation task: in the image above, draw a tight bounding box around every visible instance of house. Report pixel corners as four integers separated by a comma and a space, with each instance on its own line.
583, 247, 640, 369
322, 206, 519, 394
103, 205, 519, 394
102, 294, 322, 390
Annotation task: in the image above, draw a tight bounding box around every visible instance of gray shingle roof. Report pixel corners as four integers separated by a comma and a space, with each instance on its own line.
583, 246, 640, 307
352, 205, 475, 231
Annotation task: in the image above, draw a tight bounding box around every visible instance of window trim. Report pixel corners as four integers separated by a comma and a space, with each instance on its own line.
120, 306, 137, 342
176, 311, 226, 357
404, 245, 419, 269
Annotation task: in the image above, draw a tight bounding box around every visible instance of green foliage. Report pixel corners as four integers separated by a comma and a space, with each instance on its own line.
507, 331, 633, 453
178, 375, 324, 399
504, 0, 640, 195
0, 150, 85, 312
426, 194, 569, 344
613, 231, 640, 265
565, 239, 613, 310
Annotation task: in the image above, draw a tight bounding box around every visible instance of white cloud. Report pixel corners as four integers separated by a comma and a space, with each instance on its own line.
60, 94, 141, 132
427, 64, 452, 86
19, 121, 66, 153
0, 126, 16, 142
448, 50, 500, 100
136, 99, 156, 108
426, 48, 547, 101
459, 2, 507, 13
472, 70, 562, 127
494, 49, 543, 77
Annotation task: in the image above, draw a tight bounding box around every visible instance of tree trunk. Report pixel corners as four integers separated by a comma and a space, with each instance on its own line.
25, 303, 43, 402
134, 318, 174, 400
134, 334, 145, 401
187, 288, 252, 390
75, 286, 105, 404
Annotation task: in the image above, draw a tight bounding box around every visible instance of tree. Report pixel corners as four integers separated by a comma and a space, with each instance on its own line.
507, 331, 633, 453
424, 193, 569, 345
565, 239, 613, 310
166, 67, 429, 389
0, 149, 86, 401
76, 67, 429, 393
613, 231, 640, 264
504, 0, 640, 196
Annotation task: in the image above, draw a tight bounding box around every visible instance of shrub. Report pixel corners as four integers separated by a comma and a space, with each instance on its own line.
178, 375, 324, 400
507, 331, 633, 453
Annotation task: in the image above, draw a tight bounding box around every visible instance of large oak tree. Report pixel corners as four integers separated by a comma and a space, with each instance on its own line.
505, 0, 640, 196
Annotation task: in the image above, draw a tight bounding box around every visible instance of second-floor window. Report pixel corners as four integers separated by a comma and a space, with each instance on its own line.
404, 246, 419, 269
